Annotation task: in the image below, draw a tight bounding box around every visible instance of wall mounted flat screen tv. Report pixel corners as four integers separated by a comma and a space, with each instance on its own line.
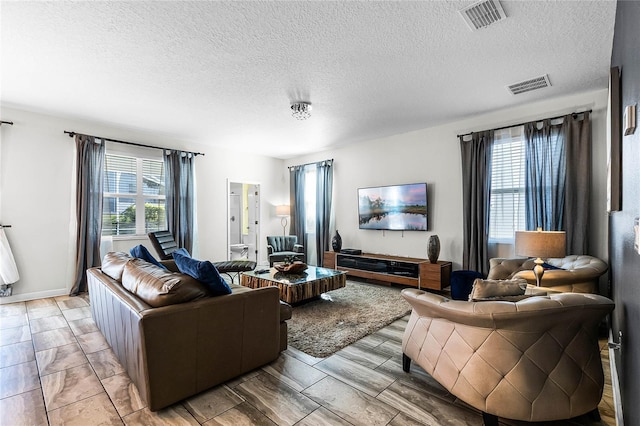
358, 183, 427, 231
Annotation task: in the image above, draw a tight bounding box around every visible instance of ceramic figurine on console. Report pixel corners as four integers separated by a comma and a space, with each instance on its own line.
332, 230, 342, 252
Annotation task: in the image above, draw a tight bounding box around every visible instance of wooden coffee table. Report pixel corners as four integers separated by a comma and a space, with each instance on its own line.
240, 266, 346, 304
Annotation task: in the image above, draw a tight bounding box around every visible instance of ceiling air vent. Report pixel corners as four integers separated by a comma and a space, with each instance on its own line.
459, 0, 507, 30
507, 75, 551, 95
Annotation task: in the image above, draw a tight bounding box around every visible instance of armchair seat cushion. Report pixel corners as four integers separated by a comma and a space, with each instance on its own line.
269, 251, 305, 260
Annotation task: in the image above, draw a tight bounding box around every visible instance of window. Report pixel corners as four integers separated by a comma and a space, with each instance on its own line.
102, 153, 166, 236
489, 126, 525, 242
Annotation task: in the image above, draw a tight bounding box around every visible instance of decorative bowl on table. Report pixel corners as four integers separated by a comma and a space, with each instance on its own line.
274, 261, 308, 274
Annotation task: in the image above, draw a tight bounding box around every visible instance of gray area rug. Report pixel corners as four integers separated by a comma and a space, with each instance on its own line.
287, 280, 412, 358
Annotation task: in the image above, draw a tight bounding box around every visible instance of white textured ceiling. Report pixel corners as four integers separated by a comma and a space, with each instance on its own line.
1, 1, 616, 159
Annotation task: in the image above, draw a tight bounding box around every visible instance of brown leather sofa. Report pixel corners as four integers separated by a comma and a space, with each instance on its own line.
87, 252, 291, 411
487, 255, 608, 293
401, 288, 614, 424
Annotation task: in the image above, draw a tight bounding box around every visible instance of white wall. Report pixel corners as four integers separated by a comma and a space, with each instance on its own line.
287, 89, 610, 270
0, 107, 286, 302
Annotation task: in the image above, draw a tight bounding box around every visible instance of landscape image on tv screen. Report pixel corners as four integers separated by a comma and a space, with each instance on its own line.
358, 183, 427, 231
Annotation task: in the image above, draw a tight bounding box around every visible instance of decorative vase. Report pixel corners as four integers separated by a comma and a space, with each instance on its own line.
332, 230, 342, 252
428, 235, 440, 263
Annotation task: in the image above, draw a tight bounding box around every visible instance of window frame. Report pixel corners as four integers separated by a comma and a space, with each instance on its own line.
102, 144, 166, 238
488, 126, 526, 244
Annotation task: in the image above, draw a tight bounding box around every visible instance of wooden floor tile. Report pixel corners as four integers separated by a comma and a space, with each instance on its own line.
207, 401, 277, 426
122, 404, 199, 425
36, 342, 88, 376
0, 360, 40, 399
235, 372, 319, 425
261, 351, 326, 392
47, 392, 122, 425
315, 354, 395, 397
303, 376, 398, 426
183, 385, 243, 423
41, 363, 103, 412
0, 388, 48, 425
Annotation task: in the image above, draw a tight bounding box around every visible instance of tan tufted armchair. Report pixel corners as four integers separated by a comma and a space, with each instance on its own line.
401, 289, 614, 425
487, 255, 608, 293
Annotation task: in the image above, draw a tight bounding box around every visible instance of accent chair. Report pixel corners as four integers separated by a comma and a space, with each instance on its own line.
267, 235, 305, 266
487, 255, 607, 293
401, 288, 614, 425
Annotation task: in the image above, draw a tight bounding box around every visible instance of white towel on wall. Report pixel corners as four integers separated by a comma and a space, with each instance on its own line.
0, 229, 19, 285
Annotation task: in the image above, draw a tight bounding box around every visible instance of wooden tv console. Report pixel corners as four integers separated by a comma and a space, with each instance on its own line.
323, 251, 451, 290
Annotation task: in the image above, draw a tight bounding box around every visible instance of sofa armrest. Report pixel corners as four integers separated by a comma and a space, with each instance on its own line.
293, 244, 304, 253
267, 244, 274, 255
514, 267, 605, 286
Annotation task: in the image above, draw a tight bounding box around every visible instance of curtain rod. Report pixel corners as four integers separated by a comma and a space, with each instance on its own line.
0, 120, 14, 126
288, 158, 333, 171
64, 131, 205, 156
456, 109, 592, 138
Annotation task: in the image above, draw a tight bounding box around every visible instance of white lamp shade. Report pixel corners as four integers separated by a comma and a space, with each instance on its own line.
276, 205, 290, 216
515, 230, 566, 258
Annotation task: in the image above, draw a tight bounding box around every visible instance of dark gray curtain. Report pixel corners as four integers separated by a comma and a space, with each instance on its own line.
289, 166, 306, 249
460, 131, 493, 276
562, 112, 591, 253
315, 160, 333, 266
165, 150, 195, 253
71, 135, 105, 295
524, 119, 566, 231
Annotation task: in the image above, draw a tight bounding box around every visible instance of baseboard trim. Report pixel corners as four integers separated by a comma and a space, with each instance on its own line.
0, 288, 69, 304
609, 329, 625, 426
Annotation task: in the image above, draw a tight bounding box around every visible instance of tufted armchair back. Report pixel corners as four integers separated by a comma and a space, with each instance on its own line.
267, 236, 298, 253
487, 255, 608, 293
266, 236, 305, 266
401, 289, 614, 423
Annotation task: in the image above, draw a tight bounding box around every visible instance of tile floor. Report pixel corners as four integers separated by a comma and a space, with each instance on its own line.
0, 294, 616, 425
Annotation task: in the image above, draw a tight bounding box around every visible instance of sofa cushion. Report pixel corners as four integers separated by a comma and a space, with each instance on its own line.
130, 245, 167, 270
121, 258, 210, 307
102, 252, 134, 282
173, 252, 232, 296
469, 278, 527, 301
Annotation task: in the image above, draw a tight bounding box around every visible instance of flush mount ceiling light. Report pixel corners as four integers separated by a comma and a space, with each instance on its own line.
291, 102, 312, 120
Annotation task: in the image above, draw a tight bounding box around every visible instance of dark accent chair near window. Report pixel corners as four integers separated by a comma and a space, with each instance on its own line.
148, 230, 256, 283
267, 236, 305, 266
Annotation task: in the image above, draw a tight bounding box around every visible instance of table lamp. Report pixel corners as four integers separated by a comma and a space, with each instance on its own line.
276, 205, 290, 236
515, 229, 566, 287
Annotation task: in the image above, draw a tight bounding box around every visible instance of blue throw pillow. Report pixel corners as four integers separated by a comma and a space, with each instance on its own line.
171, 247, 191, 259
130, 245, 167, 270
173, 252, 232, 296
542, 262, 564, 270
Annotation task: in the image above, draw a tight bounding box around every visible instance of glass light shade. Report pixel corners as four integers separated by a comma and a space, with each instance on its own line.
291, 102, 312, 120
515, 230, 566, 258
276, 205, 290, 216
